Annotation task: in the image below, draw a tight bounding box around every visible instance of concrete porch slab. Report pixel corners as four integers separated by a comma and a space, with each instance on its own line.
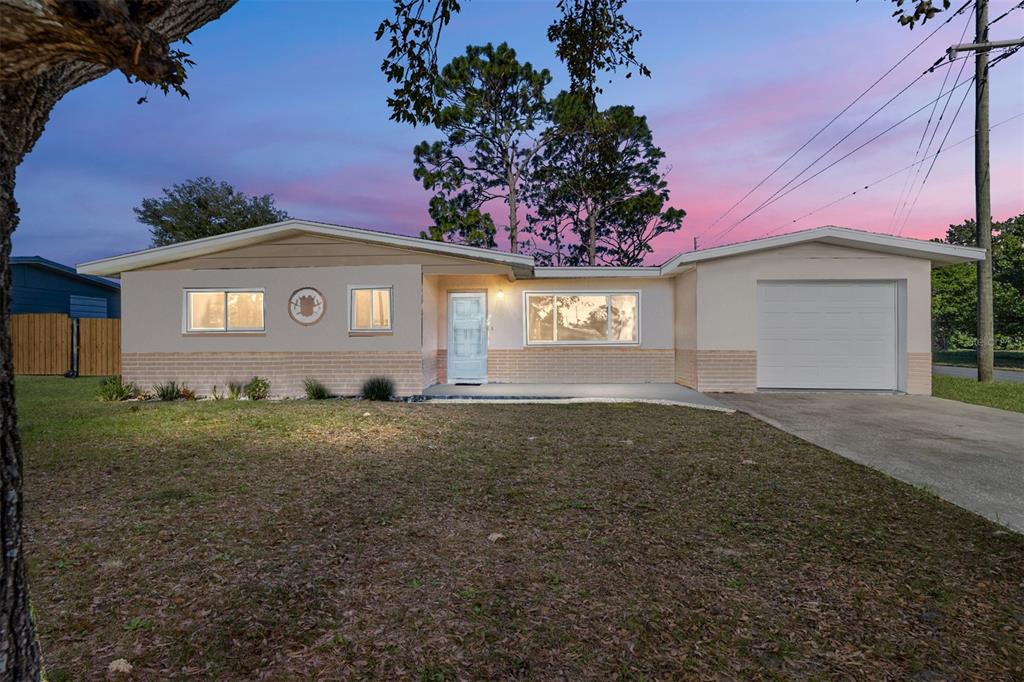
422, 383, 729, 411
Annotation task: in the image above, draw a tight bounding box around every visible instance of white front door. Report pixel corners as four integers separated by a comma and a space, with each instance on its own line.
757, 281, 898, 390
448, 292, 488, 383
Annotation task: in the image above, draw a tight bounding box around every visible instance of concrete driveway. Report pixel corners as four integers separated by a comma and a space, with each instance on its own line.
716, 392, 1024, 533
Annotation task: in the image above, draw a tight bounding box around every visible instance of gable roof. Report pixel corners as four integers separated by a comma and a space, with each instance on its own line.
658, 226, 985, 273
76, 221, 984, 278
76, 219, 536, 277
14, 256, 120, 290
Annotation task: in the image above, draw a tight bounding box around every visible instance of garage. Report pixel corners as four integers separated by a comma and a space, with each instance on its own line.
756, 281, 898, 390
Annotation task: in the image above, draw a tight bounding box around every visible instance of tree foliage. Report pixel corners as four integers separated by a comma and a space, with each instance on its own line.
419, 194, 497, 248
882, 0, 953, 28
528, 98, 684, 265
932, 214, 1024, 349
548, 0, 650, 99
135, 177, 289, 247
413, 43, 552, 252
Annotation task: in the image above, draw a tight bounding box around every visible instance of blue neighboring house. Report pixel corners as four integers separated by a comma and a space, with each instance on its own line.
11, 256, 120, 318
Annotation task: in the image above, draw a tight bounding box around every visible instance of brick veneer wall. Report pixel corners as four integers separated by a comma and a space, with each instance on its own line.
674, 349, 697, 389
122, 351, 424, 398
696, 350, 757, 393
487, 348, 674, 383
422, 351, 439, 388
906, 352, 932, 395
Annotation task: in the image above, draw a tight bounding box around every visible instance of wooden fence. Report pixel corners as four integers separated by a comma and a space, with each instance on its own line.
79, 318, 121, 376
11, 313, 120, 376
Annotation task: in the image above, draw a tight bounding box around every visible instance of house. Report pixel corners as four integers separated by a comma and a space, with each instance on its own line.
76, 219, 985, 397
13, 256, 121, 318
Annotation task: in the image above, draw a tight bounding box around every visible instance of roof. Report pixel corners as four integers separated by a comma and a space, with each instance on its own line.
76, 219, 536, 277
658, 226, 985, 274
14, 256, 120, 290
76, 221, 985, 279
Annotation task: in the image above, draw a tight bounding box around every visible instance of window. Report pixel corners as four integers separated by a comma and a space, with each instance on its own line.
185, 290, 264, 332
350, 287, 392, 331
525, 292, 638, 344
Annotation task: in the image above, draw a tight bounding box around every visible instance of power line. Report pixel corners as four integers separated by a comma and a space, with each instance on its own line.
988, 1, 1024, 25
696, 0, 975, 240
761, 111, 1023, 237
711, 63, 977, 244
889, 9, 974, 232
895, 70, 975, 235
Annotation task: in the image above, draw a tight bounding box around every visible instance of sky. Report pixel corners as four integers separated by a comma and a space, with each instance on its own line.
12, 0, 1024, 267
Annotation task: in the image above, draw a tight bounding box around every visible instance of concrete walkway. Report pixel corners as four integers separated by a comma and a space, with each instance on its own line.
422, 383, 728, 410
934, 364, 1024, 383
716, 392, 1024, 533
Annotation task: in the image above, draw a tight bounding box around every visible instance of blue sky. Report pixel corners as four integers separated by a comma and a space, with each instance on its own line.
12, 0, 1024, 266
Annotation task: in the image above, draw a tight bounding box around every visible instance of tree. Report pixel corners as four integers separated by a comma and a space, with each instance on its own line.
528, 98, 684, 265
596, 190, 685, 266
883, 0, 953, 28
413, 43, 552, 253
548, 0, 649, 100
135, 177, 289, 246
0, 3, 239, 678
419, 194, 497, 248
932, 214, 1024, 349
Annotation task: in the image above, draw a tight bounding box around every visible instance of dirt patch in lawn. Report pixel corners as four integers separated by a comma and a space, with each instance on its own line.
19, 378, 1024, 680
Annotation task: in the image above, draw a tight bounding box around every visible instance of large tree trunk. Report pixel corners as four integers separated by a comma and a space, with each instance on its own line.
0, 150, 38, 682
0, 3, 238, 677
506, 168, 519, 254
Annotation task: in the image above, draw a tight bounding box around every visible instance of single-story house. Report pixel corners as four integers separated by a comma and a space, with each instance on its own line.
13, 255, 121, 318
76, 219, 985, 397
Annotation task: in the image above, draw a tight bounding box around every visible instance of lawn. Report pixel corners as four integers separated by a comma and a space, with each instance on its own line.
17, 376, 1023, 680
933, 349, 1024, 370
933, 375, 1024, 414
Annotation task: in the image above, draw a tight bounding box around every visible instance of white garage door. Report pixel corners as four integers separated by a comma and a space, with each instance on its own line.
757, 281, 898, 390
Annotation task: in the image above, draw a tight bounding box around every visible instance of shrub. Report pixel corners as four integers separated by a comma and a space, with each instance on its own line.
244, 376, 270, 401
227, 382, 244, 400
179, 385, 197, 401
303, 378, 330, 400
361, 376, 394, 401
153, 381, 184, 401
98, 375, 139, 402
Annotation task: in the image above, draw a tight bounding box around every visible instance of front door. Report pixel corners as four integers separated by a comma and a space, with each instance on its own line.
448, 292, 488, 384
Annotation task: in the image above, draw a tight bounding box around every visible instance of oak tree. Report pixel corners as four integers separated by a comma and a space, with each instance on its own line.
136, 177, 290, 247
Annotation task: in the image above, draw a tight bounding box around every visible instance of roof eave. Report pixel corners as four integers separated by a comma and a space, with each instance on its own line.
76, 219, 534, 276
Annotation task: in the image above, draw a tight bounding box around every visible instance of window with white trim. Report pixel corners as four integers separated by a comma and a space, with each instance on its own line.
185, 290, 264, 332
525, 292, 638, 344
350, 287, 393, 331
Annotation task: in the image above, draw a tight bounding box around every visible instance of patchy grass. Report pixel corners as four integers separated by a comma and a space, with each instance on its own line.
17, 376, 1024, 680
934, 349, 1024, 370
933, 375, 1024, 414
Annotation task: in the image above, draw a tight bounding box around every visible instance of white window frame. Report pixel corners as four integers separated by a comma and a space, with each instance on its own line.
183, 288, 266, 333
522, 290, 641, 346
349, 285, 394, 332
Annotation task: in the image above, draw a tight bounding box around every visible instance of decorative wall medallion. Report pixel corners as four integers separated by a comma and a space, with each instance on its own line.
288, 287, 325, 325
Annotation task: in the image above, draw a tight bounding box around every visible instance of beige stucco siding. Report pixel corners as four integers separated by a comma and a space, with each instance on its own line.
694, 242, 932, 353
121, 264, 423, 353
138, 233, 513, 275
430, 275, 674, 350
672, 268, 697, 388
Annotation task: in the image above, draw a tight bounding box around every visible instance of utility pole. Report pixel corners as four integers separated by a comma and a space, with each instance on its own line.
946, 0, 1024, 382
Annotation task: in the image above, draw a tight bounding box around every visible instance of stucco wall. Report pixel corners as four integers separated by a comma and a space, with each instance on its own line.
430, 275, 675, 351
672, 268, 697, 388
121, 265, 424, 353
694, 242, 932, 353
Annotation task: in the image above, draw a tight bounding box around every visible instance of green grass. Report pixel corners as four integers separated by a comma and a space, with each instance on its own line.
15, 376, 1024, 679
933, 375, 1024, 414
933, 349, 1024, 370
